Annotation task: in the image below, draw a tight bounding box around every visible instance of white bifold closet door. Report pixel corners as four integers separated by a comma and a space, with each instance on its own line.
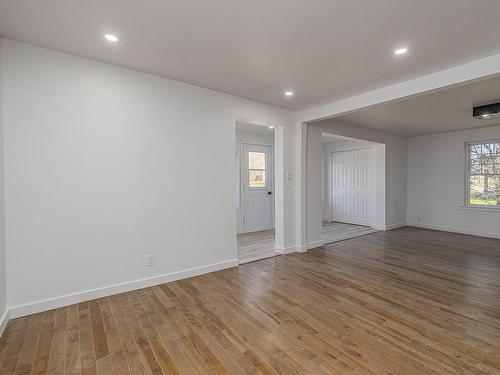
331, 149, 371, 226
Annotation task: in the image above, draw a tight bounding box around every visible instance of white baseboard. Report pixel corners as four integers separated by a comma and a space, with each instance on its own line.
0, 309, 8, 338
384, 222, 407, 230
307, 240, 325, 250
9, 258, 238, 319
274, 245, 300, 254
407, 222, 500, 239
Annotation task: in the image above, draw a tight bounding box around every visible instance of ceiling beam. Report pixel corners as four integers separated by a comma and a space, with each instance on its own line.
297, 52, 500, 123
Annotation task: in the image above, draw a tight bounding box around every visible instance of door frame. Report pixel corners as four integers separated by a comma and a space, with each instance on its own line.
240, 142, 274, 233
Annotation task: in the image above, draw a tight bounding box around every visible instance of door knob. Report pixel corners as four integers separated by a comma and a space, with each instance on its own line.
268, 191, 273, 195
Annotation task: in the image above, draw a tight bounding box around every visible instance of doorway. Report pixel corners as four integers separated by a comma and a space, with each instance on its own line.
236, 121, 276, 264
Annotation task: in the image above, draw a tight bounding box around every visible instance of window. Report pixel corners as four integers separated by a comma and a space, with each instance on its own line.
248, 151, 266, 187
466, 141, 500, 207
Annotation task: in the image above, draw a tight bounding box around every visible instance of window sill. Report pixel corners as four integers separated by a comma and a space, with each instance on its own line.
459, 205, 500, 213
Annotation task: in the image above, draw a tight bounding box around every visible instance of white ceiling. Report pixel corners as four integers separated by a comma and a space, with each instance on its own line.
1, 1, 500, 110
334, 75, 500, 137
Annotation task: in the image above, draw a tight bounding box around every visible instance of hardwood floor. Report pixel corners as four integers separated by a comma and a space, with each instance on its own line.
237, 229, 275, 264
1, 227, 500, 374
322, 221, 378, 244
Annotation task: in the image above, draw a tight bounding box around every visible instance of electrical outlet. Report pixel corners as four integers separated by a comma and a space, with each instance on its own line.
146, 254, 154, 267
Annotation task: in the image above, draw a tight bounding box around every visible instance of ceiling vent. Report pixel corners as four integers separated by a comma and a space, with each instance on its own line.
473, 102, 500, 120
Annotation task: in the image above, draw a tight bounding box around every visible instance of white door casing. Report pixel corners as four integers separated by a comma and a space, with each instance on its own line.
242, 143, 274, 232
331, 149, 371, 226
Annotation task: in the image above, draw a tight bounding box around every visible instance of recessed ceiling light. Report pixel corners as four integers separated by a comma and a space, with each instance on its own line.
268, 126, 275, 129
284, 91, 294, 97
104, 34, 119, 42
394, 47, 408, 55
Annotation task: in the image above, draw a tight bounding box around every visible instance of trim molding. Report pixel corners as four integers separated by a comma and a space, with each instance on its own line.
9, 258, 238, 319
0, 309, 8, 338
274, 245, 300, 254
407, 222, 500, 239
307, 240, 325, 250
384, 222, 407, 230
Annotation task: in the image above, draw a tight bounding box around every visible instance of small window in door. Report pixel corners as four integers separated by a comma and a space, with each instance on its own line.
248, 152, 266, 188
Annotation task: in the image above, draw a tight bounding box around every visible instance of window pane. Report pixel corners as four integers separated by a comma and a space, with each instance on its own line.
249, 152, 266, 170
470, 160, 481, 174
469, 144, 482, 158
482, 143, 495, 156
469, 175, 500, 206
249, 170, 266, 188
483, 159, 495, 174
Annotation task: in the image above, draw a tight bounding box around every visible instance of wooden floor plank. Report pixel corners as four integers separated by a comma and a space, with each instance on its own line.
30, 310, 55, 375
47, 308, 68, 375
79, 302, 97, 375
1, 227, 500, 374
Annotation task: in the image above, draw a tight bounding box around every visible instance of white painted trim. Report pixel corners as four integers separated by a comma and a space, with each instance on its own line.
0, 309, 8, 338
458, 205, 500, 213
9, 259, 238, 319
274, 245, 300, 254
307, 240, 325, 249
407, 222, 500, 239
384, 222, 407, 230
371, 222, 407, 231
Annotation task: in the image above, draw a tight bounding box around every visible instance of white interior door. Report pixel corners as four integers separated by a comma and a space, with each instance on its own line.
331, 149, 371, 226
243, 144, 273, 232
350, 149, 370, 225
332, 152, 350, 223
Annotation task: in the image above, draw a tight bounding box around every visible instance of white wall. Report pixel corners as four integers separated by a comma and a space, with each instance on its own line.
407, 125, 500, 238
2, 39, 295, 314
0, 39, 7, 334
306, 127, 324, 245
235, 130, 274, 232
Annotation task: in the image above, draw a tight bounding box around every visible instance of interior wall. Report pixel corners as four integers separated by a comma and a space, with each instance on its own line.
235, 129, 274, 233
306, 127, 324, 246
407, 125, 500, 238
2, 39, 295, 314
0, 39, 7, 333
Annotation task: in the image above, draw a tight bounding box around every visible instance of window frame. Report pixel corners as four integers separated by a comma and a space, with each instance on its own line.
247, 151, 268, 189
464, 139, 500, 209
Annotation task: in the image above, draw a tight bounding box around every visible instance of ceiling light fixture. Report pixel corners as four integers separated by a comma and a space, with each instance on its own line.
284, 91, 294, 97
268, 126, 275, 129
104, 34, 119, 42
393, 47, 408, 55
473, 102, 500, 120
